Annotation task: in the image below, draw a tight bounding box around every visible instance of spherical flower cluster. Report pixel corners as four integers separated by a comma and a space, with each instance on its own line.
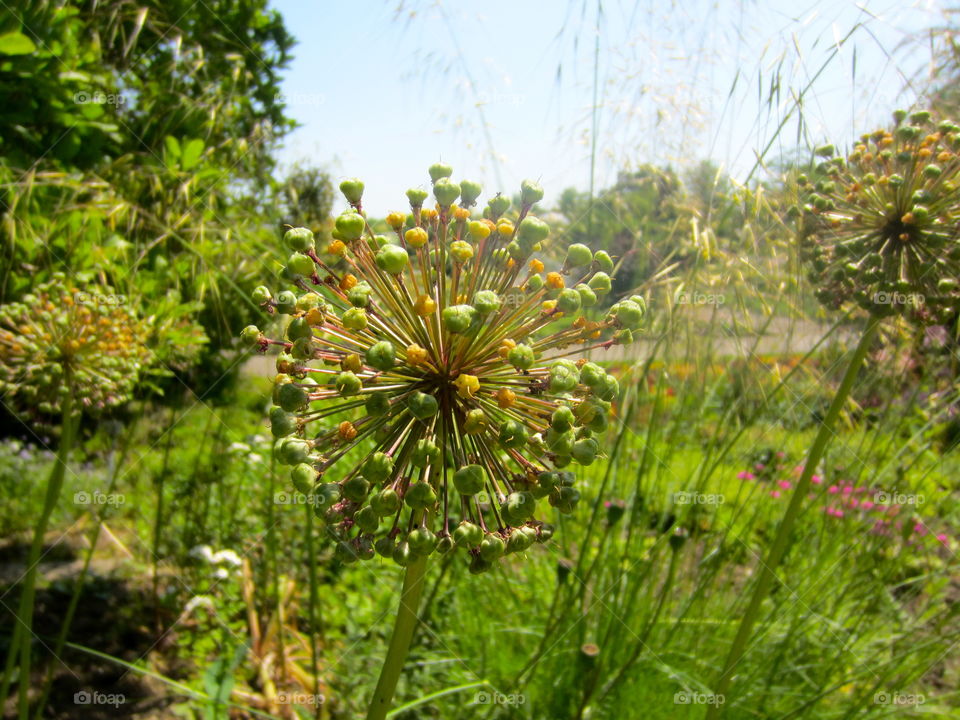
0, 276, 151, 415
796, 109, 960, 324
244, 167, 643, 572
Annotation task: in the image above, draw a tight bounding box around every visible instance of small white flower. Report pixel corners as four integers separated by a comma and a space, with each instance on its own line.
188, 544, 214, 563
211, 549, 242, 567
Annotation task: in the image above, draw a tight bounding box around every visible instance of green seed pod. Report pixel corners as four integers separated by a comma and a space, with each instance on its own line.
376, 245, 409, 274
278, 438, 311, 466
479, 533, 506, 562
593, 250, 614, 273
502, 491, 536, 524
595, 374, 619, 402
506, 528, 535, 554
498, 419, 528, 450
588, 272, 612, 296
579, 362, 604, 388
335, 541, 359, 564
241, 325, 262, 347
365, 393, 391, 416
454, 521, 484, 548
488, 193, 511, 218
551, 406, 576, 432
459, 179, 482, 206
575, 284, 597, 307
287, 252, 315, 277
392, 540, 414, 567
406, 188, 429, 208
335, 371, 362, 396
507, 343, 535, 370
315, 482, 341, 510
473, 290, 501, 314
550, 486, 580, 513
342, 475, 371, 502
436, 535, 455, 554
371, 487, 401, 516
441, 304, 478, 334
252, 286, 272, 305
347, 281, 373, 307
276, 290, 297, 314
411, 439, 440, 466
549, 365, 578, 393
469, 555, 492, 574
365, 341, 396, 371
405, 482, 438, 509
516, 216, 550, 245
565, 243, 593, 268
375, 536, 395, 558
290, 337, 314, 360
408, 391, 439, 421
572, 437, 599, 466
453, 464, 486, 495
363, 452, 394, 482
354, 505, 379, 533
286, 316, 313, 342
291, 463, 317, 494
545, 427, 575, 455
342, 307, 368, 331
433, 178, 461, 206
556, 288, 582, 314
296, 293, 322, 313
538, 524, 555, 543
284, 227, 315, 252
335, 212, 366, 240
616, 300, 644, 329
520, 179, 545, 206
339, 178, 365, 205
270, 407, 297, 438
408, 527, 438, 555
463, 408, 487, 434
428, 162, 453, 183
525, 274, 544, 293
277, 382, 309, 412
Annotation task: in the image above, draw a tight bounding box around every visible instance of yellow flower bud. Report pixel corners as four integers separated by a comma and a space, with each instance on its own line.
496, 220, 515, 238
338, 421, 358, 441
306, 307, 325, 326
453, 206, 471, 221
327, 240, 347, 257
468, 220, 491, 240
496, 387, 516, 409
406, 343, 428, 365
454, 373, 480, 399
421, 207, 438, 221
456, 294, 467, 304
405, 227, 429, 248
529, 259, 544, 273
414, 294, 437, 316
342, 353, 362, 372
386, 211, 405, 229
541, 300, 558, 313
340, 273, 358, 291
546, 272, 564, 290
498, 338, 516, 359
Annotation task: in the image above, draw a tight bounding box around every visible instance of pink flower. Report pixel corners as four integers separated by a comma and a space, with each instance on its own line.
737, 471, 755, 481
913, 523, 926, 536
848, 498, 858, 508
776, 451, 785, 459
860, 500, 874, 510
770, 490, 781, 499
936, 533, 949, 545
755, 463, 766, 471
842, 486, 853, 495
811, 475, 822, 485
794, 465, 804, 476
778, 479, 792, 490
828, 485, 839, 494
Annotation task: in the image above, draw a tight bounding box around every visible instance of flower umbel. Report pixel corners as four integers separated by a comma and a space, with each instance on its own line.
247, 170, 643, 572
797, 109, 960, 324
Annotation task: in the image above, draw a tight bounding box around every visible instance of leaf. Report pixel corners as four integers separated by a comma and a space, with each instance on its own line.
0, 31, 37, 55
164, 135, 181, 159
181, 137, 204, 170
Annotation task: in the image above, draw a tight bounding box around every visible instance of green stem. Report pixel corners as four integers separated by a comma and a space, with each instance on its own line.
706, 315, 880, 718
0, 381, 77, 719
366, 555, 429, 720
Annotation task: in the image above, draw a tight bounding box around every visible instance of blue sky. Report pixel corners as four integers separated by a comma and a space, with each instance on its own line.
271, 0, 942, 214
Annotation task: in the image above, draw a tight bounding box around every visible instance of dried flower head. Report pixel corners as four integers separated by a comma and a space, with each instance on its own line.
246, 169, 643, 572
0, 277, 151, 415
796, 109, 960, 324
